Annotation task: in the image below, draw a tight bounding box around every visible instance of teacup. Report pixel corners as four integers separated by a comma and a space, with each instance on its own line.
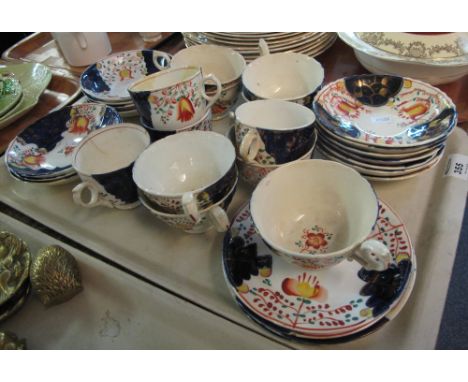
233, 100, 316, 164
242, 48, 324, 107
236, 130, 317, 186
72, 123, 150, 209
133, 131, 237, 222
250, 159, 393, 271
171, 45, 246, 120
140, 107, 213, 142
140, 178, 238, 234
128, 66, 221, 130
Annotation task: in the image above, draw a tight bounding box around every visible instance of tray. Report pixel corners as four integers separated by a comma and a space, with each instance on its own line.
0, 113, 466, 348
0, 63, 81, 153
0, 212, 286, 349
2, 32, 175, 77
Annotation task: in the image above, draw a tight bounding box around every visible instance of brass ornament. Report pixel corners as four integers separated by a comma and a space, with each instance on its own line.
30, 245, 83, 307
0, 331, 26, 350
0, 231, 31, 306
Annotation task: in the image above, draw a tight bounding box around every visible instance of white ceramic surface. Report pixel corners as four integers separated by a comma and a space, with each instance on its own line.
242, 52, 324, 102
250, 160, 391, 270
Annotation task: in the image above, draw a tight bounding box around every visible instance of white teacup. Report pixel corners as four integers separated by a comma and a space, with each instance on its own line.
250, 159, 392, 271
132, 131, 237, 223
171, 45, 246, 119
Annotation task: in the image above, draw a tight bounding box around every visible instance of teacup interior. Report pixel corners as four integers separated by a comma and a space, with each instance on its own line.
74, 125, 149, 175
130, 67, 199, 92
133, 131, 235, 195
236, 100, 315, 130
251, 160, 377, 255
243, 53, 324, 99
171, 46, 245, 83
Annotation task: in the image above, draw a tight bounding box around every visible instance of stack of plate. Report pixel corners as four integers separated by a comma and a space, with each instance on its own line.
0, 63, 51, 129
313, 74, 457, 181
183, 32, 337, 62
5, 103, 122, 185
80, 49, 171, 117
339, 32, 468, 85
0, 232, 31, 323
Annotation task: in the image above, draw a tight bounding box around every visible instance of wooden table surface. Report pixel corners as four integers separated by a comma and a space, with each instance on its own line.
0, 32, 466, 154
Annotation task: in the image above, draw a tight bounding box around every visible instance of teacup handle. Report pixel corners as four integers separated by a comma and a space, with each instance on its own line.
259, 39, 270, 56
72, 181, 112, 208
208, 205, 230, 232
348, 239, 393, 271
201, 74, 222, 109
239, 129, 261, 162
182, 192, 201, 223
152, 51, 172, 70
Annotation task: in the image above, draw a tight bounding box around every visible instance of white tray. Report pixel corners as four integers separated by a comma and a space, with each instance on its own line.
0, 126, 467, 349
0, 212, 287, 349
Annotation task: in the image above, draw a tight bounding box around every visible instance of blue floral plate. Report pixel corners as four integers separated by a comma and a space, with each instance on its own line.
5, 103, 122, 179
80, 50, 171, 103
222, 200, 416, 341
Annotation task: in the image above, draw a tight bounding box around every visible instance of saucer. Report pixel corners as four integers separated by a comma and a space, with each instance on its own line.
0, 75, 22, 117
5, 103, 122, 179
222, 200, 415, 341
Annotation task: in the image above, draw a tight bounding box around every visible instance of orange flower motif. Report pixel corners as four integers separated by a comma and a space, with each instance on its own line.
23, 152, 45, 167
282, 273, 326, 300
304, 232, 328, 250
63, 145, 75, 156
177, 96, 195, 122
119, 67, 134, 81
68, 116, 90, 134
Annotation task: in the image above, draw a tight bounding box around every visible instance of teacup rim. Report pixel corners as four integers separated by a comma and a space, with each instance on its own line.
127, 66, 202, 93
139, 175, 238, 217
72, 123, 150, 177
250, 159, 379, 260
235, 99, 316, 131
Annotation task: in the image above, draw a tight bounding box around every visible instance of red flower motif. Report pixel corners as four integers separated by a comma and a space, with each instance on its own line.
282, 273, 326, 300
177, 96, 195, 122
63, 145, 75, 156
68, 116, 90, 134
304, 232, 328, 250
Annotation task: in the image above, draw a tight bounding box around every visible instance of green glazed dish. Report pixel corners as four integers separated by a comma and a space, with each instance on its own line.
0, 63, 52, 129
0, 75, 22, 118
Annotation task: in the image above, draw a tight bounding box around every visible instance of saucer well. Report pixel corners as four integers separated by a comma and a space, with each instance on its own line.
222, 200, 415, 341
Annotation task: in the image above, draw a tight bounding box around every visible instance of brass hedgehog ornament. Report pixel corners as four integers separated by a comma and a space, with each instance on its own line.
30, 245, 83, 307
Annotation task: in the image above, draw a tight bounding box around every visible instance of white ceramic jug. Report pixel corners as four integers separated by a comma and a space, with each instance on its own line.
52, 32, 112, 66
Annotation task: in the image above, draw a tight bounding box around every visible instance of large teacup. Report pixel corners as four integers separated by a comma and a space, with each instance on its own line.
250, 159, 393, 270
171, 45, 246, 120
128, 66, 221, 131
132, 131, 237, 223
233, 100, 316, 165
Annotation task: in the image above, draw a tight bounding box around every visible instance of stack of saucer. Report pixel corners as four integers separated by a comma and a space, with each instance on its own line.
80, 49, 171, 118
0, 232, 31, 323
183, 32, 337, 62
128, 66, 221, 141
313, 74, 457, 181
5, 104, 122, 185
230, 100, 318, 186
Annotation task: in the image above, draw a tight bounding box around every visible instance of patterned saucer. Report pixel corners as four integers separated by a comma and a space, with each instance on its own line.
222, 200, 415, 341
5, 103, 122, 179
313, 74, 457, 148
80, 49, 171, 103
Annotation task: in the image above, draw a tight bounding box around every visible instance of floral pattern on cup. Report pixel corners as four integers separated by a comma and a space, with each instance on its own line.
207, 80, 242, 119
294, 226, 334, 254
